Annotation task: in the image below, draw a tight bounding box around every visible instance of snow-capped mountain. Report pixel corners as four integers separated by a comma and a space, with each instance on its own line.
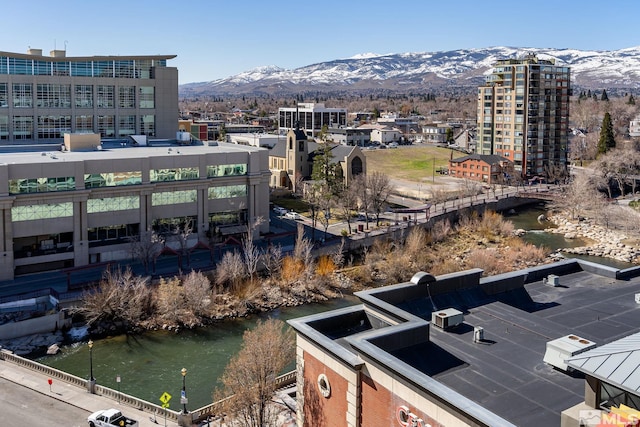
179, 46, 640, 97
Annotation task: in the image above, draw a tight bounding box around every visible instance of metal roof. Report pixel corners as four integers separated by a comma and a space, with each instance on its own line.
567, 332, 640, 395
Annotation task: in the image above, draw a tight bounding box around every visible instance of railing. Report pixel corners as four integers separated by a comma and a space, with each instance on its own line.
190, 370, 297, 422
0, 349, 181, 422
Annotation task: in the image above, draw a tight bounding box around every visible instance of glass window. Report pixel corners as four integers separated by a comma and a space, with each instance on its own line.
150, 167, 199, 182
0, 56, 7, 74
119, 86, 135, 108
139, 86, 154, 108
97, 85, 114, 108
208, 185, 248, 199
53, 61, 69, 76
34, 60, 51, 76
87, 196, 140, 213
13, 83, 33, 108
9, 176, 75, 194
0, 115, 7, 140
71, 61, 92, 77
88, 223, 139, 247
135, 60, 152, 79
118, 115, 136, 137
9, 58, 31, 75
75, 85, 93, 108
94, 60, 113, 78
36, 84, 71, 108
151, 190, 197, 206
97, 115, 115, 137
0, 83, 7, 107
84, 171, 142, 187
12, 202, 73, 221
207, 164, 247, 177
114, 60, 134, 78
152, 216, 197, 235
12, 116, 33, 140
140, 115, 155, 136
37, 115, 71, 139
75, 115, 93, 133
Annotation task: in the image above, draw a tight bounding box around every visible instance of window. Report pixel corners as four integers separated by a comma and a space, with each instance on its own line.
115, 60, 134, 78
150, 167, 199, 182
12, 116, 33, 140
152, 190, 197, 206
0, 115, 8, 140
97, 85, 114, 108
37, 84, 71, 108
140, 115, 155, 136
37, 115, 71, 139
118, 115, 136, 137
119, 86, 135, 108
84, 171, 141, 188
139, 86, 154, 108
97, 115, 115, 137
87, 196, 140, 213
9, 58, 31, 75
88, 224, 139, 247
76, 115, 93, 133
9, 176, 75, 194
13, 83, 32, 108
207, 164, 247, 177
0, 83, 7, 107
71, 61, 92, 77
75, 85, 93, 108
208, 185, 248, 199
12, 202, 73, 221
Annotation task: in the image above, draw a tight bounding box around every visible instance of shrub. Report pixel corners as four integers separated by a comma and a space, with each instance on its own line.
316, 255, 336, 277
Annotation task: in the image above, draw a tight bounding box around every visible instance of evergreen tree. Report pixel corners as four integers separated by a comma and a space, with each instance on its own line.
628, 94, 636, 105
597, 112, 615, 155
587, 89, 592, 98
601, 89, 609, 101
311, 143, 341, 193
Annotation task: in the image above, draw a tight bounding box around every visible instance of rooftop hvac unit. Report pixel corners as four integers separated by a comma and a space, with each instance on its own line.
545, 274, 560, 287
543, 334, 596, 371
431, 308, 464, 330
473, 326, 484, 343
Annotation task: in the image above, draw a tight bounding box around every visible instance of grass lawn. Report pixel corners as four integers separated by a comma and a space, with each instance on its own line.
363, 145, 457, 182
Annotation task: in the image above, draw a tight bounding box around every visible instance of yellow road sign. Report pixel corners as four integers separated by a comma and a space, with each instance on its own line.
159, 391, 172, 405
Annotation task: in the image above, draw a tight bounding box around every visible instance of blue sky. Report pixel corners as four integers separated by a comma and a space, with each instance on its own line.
4, 0, 639, 84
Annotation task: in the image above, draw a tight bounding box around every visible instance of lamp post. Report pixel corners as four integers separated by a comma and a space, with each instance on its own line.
181, 367, 188, 414
87, 340, 95, 393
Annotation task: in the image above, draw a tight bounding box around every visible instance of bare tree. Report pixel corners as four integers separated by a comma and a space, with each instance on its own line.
352, 174, 371, 229
128, 230, 163, 274
263, 244, 283, 277
182, 271, 212, 317
215, 251, 246, 290
556, 170, 597, 219
368, 171, 394, 226
77, 267, 153, 329
293, 223, 314, 277
167, 218, 194, 268
334, 182, 359, 234
215, 318, 295, 427
242, 217, 264, 280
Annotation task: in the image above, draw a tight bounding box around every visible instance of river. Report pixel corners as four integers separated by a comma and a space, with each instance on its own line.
36, 204, 632, 409
37, 297, 358, 410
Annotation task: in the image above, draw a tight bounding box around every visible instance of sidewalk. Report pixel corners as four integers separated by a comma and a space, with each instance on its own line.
0, 358, 180, 427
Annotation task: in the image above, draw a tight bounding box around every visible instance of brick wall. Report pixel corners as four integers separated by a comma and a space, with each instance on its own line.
302, 352, 350, 427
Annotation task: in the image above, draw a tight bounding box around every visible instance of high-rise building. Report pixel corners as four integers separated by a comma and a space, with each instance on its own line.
476, 54, 570, 177
0, 49, 178, 142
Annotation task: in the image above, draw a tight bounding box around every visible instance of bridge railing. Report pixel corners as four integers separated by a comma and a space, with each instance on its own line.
0, 349, 181, 422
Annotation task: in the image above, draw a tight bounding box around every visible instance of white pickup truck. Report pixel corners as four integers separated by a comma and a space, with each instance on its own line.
87, 408, 138, 427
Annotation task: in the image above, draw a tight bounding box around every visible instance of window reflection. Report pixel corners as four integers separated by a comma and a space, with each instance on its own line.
84, 171, 142, 188
9, 177, 75, 194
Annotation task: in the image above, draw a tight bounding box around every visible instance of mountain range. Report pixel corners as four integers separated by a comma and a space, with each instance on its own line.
179, 46, 640, 98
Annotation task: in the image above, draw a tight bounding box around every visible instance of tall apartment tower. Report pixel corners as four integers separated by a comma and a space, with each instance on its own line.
476, 54, 570, 177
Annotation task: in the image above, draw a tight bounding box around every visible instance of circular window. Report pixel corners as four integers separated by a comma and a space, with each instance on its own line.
317, 373, 331, 398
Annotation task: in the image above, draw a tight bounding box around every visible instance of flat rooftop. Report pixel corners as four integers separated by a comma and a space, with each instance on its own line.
290, 260, 640, 427
0, 140, 264, 165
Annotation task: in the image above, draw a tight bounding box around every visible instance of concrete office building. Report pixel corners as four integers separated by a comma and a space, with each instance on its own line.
476, 54, 570, 177
0, 139, 270, 280
289, 259, 640, 427
279, 103, 347, 138
0, 49, 178, 142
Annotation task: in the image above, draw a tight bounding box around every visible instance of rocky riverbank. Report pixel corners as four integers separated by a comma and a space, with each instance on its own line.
546, 213, 640, 264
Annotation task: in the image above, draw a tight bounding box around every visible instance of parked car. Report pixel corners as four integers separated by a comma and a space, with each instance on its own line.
273, 206, 288, 215
389, 142, 399, 148
284, 211, 302, 220
88, 409, 138, 427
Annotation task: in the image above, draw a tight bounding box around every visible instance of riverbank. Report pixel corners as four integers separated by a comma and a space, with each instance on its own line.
546, 212, 640, 264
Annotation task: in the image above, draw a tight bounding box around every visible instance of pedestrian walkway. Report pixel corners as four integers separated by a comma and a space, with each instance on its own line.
0, 356, 180, 427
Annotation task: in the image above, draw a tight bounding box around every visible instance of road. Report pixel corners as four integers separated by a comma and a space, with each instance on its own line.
0, 377, 89, 427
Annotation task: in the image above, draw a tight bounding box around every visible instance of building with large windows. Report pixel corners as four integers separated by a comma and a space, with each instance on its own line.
279, 103, 347, 138
0, 49, 178, 142
476, 54, 570, 177
0, 140, 269, 280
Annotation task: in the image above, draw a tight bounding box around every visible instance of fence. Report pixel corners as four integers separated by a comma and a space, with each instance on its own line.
0, 349, 182, 423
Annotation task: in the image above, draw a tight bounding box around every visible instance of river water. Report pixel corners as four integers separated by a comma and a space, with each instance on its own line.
36, 203, 633, 409
37, 297, 359, 410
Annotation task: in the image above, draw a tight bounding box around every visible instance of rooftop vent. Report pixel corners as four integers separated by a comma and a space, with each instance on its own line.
431, 308, 463, 330
473, 326, 484, 343
543, 334, 596, 371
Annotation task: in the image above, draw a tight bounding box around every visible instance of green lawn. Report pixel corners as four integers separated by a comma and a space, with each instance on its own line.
363, 146, 456, 181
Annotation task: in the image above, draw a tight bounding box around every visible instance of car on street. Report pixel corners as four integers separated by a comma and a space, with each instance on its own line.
389, 142, 399, 148
273, 206, 288, 215
284, 211, 302, 220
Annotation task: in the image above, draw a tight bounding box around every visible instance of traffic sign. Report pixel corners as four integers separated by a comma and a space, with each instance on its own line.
159, 391, 172, 405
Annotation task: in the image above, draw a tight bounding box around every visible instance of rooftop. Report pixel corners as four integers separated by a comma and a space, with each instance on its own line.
289, 260, 640, 427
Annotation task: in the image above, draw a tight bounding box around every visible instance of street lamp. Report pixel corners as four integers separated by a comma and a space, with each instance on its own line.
88, 340, 95, 381
181, 367, 188, 414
